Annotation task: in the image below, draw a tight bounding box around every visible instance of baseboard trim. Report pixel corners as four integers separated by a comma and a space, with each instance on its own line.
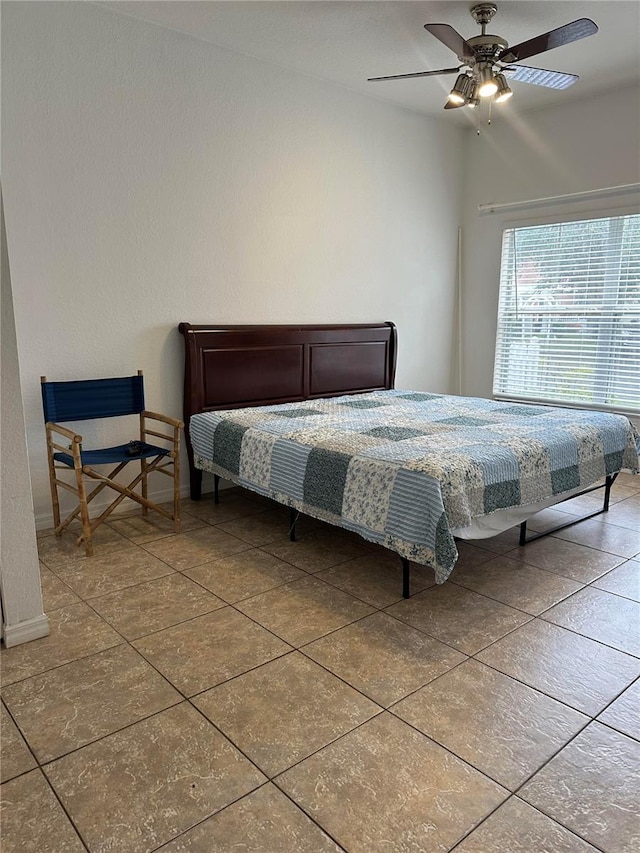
3, 613, 50, 648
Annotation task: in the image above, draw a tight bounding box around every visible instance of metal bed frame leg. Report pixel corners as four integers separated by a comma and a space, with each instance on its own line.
519, 473, 617, 546
214, 474, 220, 505
402, 558, 411, 599
289, 509, 299, 542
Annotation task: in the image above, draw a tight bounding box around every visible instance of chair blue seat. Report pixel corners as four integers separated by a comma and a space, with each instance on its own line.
53, 442, 170, 467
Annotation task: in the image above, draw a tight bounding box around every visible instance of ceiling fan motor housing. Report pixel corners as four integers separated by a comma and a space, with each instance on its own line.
466, 34, 509, 63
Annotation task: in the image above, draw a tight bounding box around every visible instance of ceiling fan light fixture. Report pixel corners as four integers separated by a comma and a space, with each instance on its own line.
448, 73, 473, 104
494, 73, 513, 102
477, 65, 498, 97
466, 82, 480, 108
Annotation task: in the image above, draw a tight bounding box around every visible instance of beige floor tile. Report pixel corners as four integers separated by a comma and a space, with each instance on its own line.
194, 652, 380, 776
2, 645, 181, 762
45, 703, 265, 853
455, 796, 600, 852
89, 573, 225, 640
0, 704, 36, 782
183, 548, 306, 603
316, 553, 435, 608
511, 536, 625, 583
108, 509, 206, 544
453, 541, 499, 569
520, 722, 640, 853
597, 678, 640, 741
39, 564, 81, 611
592, 559, 640, 602
466, 525, 522, 555
133, 608, 291, 696
37, 524, 133, 569
600, 497, 640, 531
0, 769, 85, 852
393, 659, 587, 789
303, 612, 466, 707
542, 587, 640, 657
560, 484, 637, 515
9, 486, 639, 851
158, 783, 342, 852
476, 618, 640, 716
277, 712, 507, 853
261, 526, 369, 572
183, 492, 267, 524
555, 493, 609, 515
526, 507, 579, 533
450, 554, 583, 615
553, 518, 640, 558
0, 602, 123, 687
50, 546, 175, 599
216, 508, 294, 546
236, 576, 374, 646
142, 525, 251, 570
607, 484, 638, 502
614, 472, 640, 491
386, 583, 531, 655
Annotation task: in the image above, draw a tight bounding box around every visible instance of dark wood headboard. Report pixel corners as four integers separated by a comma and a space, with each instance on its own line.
178, 322, 397, 498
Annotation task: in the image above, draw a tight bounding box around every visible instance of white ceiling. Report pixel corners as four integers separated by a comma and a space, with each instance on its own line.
100, 1, 640, 119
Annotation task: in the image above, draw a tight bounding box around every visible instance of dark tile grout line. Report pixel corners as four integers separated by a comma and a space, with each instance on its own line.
446, 791, 608, 853
149, 777, 350, 853
0, 687, 630, 849
6, 573, 636, 786
5, 564, 635, 731
0, 711, 92, 853
40, 492, 639, 599
8, 492, 640, 851
7, 568, 630, 780
37, 765, 92, 852
11, 528, 640, 710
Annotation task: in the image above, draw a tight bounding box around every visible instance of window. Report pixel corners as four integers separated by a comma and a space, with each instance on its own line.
493, 213, 640, 414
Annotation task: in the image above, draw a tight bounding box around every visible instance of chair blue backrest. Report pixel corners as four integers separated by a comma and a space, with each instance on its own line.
42, 375, 145, 423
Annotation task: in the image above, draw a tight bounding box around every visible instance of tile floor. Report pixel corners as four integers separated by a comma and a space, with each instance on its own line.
1, 476, 639, 852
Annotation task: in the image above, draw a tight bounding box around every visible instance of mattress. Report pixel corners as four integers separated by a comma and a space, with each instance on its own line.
189, 390, 640, 582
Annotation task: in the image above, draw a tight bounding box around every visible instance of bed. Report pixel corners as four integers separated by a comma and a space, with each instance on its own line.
178, 322, 640, 592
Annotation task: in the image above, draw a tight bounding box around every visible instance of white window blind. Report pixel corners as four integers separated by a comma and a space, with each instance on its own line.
493, 213, 640, 414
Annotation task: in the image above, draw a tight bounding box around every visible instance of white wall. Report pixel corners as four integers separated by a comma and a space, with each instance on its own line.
1, 190, 49, 646
2, 1, 464, 527
460, 85, 640, 399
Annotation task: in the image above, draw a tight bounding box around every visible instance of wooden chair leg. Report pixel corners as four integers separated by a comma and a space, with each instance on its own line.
141, 457, 149, 516
45, 434, 62, 535
73, 465, 93, 557
173, 429, 181, 533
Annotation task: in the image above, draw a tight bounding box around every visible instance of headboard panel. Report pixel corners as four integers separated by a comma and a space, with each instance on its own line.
178, 322, 397, 497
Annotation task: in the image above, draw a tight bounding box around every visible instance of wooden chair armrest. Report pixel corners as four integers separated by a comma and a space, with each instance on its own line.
142, 410, 184, 429
46, 422, 83, 443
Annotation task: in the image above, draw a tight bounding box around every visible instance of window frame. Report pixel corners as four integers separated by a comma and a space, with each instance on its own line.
491, 204, 640, 417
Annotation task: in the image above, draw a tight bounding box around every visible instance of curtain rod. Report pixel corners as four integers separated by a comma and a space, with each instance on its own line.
478, 183, 640, 214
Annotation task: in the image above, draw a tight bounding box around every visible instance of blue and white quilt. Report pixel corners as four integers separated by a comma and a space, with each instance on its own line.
190, 391, 640, 582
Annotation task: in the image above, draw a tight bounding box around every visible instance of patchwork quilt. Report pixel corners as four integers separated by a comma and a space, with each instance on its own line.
190, 391, 640, 582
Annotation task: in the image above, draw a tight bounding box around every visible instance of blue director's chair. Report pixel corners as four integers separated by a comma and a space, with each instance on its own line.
41, 371, 183, 556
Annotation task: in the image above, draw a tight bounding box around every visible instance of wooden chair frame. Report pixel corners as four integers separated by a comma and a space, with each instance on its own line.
42, 372, 183, 556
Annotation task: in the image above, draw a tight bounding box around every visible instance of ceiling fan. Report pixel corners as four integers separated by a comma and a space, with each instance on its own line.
368, 3, 598, 109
